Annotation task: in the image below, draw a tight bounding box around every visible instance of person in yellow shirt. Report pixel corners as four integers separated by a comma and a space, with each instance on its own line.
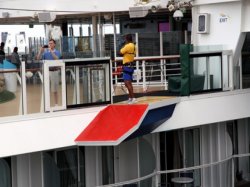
120, 34, 137, 104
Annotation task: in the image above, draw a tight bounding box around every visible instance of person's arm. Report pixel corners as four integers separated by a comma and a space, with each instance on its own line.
36, 47, 44, 60
120, 44, 128, 56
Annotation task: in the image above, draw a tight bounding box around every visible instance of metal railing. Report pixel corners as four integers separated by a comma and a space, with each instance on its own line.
0, 49, 233, 117
112, 55, 180, 93
96, 153, 250, 187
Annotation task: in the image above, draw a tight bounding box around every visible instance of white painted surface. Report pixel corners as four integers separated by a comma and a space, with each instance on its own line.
0, 106, 105, 158
193, 1, 241, 50
0, 0, 135, 18
1, 89, 250, 158
194, 0, 239, 5
154, 89, 250, 132
192, 0, 250, 71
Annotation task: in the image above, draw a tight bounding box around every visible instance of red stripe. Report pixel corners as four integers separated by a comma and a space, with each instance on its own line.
75, 104, 148, 142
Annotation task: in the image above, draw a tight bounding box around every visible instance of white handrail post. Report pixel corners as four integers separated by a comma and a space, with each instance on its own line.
76, 66, 80, 104
163, 59, 167, 90
136, 33, 139, 86
20, 61, 27, 115
229, 54, 234, 90
142, 60, 146, 92
160, 32, 163, 84
37, 71, 44, 113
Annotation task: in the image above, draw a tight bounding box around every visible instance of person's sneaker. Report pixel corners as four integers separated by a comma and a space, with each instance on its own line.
127, 98, 132, 104
129, 98, 137, 104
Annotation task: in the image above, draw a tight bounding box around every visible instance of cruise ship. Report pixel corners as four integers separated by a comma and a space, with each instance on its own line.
0, 0, 249, 186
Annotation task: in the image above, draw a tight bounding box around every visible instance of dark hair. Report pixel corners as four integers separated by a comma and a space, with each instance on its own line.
125, 34, 133, 42
49, 39, 56, 44
0, 42, 4, 47
13, 47, 18, 53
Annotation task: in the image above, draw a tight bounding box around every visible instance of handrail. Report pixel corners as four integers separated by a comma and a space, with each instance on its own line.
0, 68, 42, 73
97, 152, 250, 187
114, 55, 180, 62
112, 55, 181, 92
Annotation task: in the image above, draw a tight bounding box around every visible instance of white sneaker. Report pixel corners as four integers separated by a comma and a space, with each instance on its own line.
128, 98, 137, 104
127, 98, 132, 104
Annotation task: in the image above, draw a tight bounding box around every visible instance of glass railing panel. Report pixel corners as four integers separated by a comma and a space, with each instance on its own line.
190, 54, 223, 93
65, 59, 111, 108
192, 45, 225, 53
26, 62, 44, 114
162, 31, 183, 56
190, 57, 206, 92
65, 66, 77, 105
138, 33, 160, 56
70, 64, 109, 105
0, 70, 20, 117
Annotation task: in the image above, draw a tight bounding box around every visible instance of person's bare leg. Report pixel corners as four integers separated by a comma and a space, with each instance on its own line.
125, 80, 134, 98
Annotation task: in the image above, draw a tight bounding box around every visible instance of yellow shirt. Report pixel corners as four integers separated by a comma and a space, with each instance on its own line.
120, 42, 136, 64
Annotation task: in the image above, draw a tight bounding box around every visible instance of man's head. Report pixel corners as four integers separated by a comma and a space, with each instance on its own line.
0, 42, 4, 48
13, 47, 18, 53
48, 39, 56, 49
125, 34, 133, 42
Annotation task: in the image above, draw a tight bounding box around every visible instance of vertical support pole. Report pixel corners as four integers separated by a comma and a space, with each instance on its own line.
92, 15, 98, 57
160, 32, 164, 84
239, 55, 242, 89
20, 61, 27, 115
38, 71, 44, 113
135, 33, 139, 86
98, 13, 104, 57
76, 66, 80, 104
206, 56, 210, 89
229, 54, 234, 90
142, 60, 146, 92
163, 59, 167, 90
184, 30, 188, 44
113, 12, 117, 59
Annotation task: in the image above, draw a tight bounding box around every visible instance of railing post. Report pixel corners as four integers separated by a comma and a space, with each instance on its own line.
142, 60, 146, 92
163, 59, 167, 90
20, 61, 27, 115
37, 71, 44, 113
136, 33, 139, 86
229, 54, 234, 90
76, 66, 80, 104
160, 32, 163, 84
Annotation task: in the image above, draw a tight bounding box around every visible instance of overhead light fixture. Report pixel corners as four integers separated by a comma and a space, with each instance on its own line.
104, 14, 112, 20
151, 5, 161, 13
173, 9, 183, 21
38, 12, 56, 23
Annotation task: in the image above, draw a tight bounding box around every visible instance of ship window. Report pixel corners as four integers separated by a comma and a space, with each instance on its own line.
43, 147, 85, 187
159, 128, 200, 186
